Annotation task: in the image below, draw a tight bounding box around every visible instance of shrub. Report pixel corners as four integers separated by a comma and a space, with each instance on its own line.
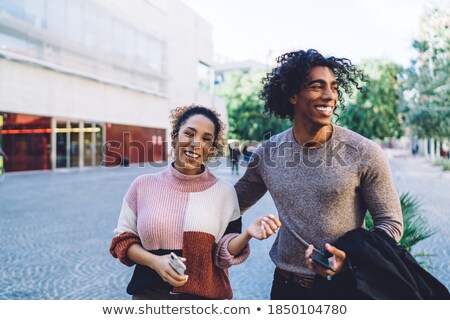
365, 192, 435, 253
432, 158, 450, 171
432, 158, 446, 166
442, 159, 450, 171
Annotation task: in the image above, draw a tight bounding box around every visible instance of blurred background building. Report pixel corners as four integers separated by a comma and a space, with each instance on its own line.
214, 59, 266, 86
0, 0, 226, 172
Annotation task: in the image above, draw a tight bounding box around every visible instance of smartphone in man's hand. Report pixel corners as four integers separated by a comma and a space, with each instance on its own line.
311, 250, 336, 272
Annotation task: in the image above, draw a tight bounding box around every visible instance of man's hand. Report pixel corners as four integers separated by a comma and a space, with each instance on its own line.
305, 243, 346, 277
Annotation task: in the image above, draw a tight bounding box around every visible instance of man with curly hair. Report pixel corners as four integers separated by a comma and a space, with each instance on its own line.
235, 49, 403, 299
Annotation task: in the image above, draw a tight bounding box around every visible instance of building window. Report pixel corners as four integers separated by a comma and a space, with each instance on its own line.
0, 113, 51, 171
197, 61, 212, 92
24, 0, 47, 29
0, 0, 167, 93
0, 0, 25, 20
46, 0, 66, 37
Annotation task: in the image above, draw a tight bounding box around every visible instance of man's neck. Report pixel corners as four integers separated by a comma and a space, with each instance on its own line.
292, 121, 333, 147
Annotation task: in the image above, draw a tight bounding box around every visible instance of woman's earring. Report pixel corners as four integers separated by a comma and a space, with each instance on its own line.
170, 148, 175, 160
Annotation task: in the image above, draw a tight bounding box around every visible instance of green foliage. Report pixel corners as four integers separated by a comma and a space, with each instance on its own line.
401, 6, 450, 139
443, 161, 450, 171
215, 70, 291, 141
340, 60, 404, 140
433, 158, 450, 171
365, 192, 435, 253
432, 158, 446, 166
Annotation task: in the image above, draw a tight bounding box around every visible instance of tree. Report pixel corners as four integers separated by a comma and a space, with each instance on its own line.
401, 5, 450, 139
340, 60, 404, 140
216, 70, 291, 141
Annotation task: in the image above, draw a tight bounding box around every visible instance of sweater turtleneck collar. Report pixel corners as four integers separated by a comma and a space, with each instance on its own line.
162, 162, 218, 192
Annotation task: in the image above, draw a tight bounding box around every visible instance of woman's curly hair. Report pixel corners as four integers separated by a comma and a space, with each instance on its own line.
170, 104, 226, 160
259, 49, 368, 121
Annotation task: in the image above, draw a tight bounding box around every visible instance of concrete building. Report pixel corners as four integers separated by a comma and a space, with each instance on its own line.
0, 0, 225, 172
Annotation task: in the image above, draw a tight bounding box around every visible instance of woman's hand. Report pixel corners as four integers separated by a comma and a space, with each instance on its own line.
150, 254, 188, 287
305, 243, 346, 278
246, 214, 281, 240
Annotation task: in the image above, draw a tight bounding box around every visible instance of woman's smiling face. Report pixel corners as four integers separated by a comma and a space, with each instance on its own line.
173, 114, 215, 175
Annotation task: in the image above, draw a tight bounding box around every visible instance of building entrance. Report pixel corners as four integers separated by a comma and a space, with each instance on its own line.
54, 120, 103, 169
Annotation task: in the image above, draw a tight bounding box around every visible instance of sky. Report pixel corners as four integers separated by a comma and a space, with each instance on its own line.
182, 0, 449, 67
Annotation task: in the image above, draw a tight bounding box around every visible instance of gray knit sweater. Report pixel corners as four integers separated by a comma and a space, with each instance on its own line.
235, 125, 403, 277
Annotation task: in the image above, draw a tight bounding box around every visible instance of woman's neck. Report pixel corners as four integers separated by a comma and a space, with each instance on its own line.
173, 162, 203, 175
165, 162, 217, 193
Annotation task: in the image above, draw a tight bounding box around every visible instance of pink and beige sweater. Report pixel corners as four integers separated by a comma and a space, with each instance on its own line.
110, 164, 249, 299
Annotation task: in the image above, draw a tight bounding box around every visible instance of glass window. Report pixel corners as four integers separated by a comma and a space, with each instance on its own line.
1, 113, 51, 172
112, 19, 127, 57
24, 0, 47, 29
83, 123, 94, 167
124, 26, 136, 60
136, 33, 146, 62
0, 30, 27, 53
0, 0, 25, 20
97, 12, 112, 53
0, 0, 167, 92
197, 61, 212, 92
66, 0, 83, 44
146, 37, 164, 72
70, 122, 79, 167
46, 0, 66, 37
82, 3, 98, 47
95, 124, 103, 166
56, 121, 68, 168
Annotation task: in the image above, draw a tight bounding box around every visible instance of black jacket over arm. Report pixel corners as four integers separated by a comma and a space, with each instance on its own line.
313, 228, 449, 300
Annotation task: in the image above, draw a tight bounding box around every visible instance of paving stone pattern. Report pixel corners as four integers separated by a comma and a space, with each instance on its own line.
0, 156, 448, 299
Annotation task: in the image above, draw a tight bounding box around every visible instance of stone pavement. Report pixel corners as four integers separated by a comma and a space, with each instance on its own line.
389, 156, 450, 289
0, 155, 448, 300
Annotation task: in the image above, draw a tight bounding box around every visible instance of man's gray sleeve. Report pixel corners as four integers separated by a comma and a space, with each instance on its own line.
361, 145, 403, 241
234, 150, 268, 214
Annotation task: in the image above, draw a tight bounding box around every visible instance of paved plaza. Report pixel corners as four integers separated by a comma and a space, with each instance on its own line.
0, 155, 448, 299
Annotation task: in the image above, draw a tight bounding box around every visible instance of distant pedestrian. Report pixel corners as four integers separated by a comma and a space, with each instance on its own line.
0, 144, 8, 162
229, 144, 241, 174
441, 140, 449, 159
242, 144, 254, 162
412, 142, 419, 156
0, 144, 6, 181
0, 144, 8, 173
110, 104, 280, 300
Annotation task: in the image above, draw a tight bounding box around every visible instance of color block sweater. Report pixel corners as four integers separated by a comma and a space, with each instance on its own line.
110, 164, 249, 299
235, 125, 403, 279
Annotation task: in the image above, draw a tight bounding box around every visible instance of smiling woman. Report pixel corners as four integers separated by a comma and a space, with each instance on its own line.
170, 105, 225, 175
109, 104, 281, 300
